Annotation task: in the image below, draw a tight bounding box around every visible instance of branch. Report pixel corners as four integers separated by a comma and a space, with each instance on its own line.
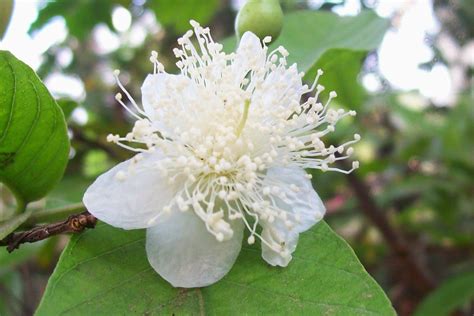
345, 170, 436, 295
0, 211, 97, 253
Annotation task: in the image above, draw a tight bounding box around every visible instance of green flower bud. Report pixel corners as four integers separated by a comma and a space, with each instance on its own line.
235, 0, 283, 42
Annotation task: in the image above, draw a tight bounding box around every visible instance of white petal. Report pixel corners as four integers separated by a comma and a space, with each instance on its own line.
238, 31, 263, 50
232, 32, 266, 82
261, 226, 298, 267
264, 167, 326, 233
83, 150, 179, 229
260, 167, 325, 267
146, 209, 244, 288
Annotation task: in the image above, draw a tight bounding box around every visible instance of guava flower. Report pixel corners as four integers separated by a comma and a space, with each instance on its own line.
83, 20, 359, 288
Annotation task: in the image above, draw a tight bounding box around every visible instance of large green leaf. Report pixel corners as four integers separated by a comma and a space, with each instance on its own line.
280, 10, 387, 106
414, 270, 474, 316
0, 51, 70, 205
224, 10, 388, 56
276, 10, 388, 77
36, 222, 395, 315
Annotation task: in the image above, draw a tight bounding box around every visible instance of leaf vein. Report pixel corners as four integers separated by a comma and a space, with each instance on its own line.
219, 279, 382, 315
0, 54, 16, 144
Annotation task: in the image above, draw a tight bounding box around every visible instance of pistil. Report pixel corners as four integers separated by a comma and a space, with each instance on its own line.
236, 99, 251, 137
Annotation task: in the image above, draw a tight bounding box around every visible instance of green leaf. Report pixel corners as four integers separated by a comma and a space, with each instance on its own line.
0, 210, 32, 240
414, 270, 474, 316
0, 0, 13, 40
0, 51, 70, 205
279, 10, 387, 106
276, 10, 388, 76
225, 10, 388, 67
148, 0, 219, 33
36, 222, 395, 315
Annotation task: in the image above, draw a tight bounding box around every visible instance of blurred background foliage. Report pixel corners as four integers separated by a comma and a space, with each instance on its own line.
0, 0, 473, 315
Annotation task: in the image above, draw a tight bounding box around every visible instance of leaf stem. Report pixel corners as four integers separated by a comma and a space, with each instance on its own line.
15, 199, 27, 214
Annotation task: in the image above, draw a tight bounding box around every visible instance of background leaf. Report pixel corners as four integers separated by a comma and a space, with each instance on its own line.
414, 270, 474, 316
36, 222, 395, 315
278, 10, 388, 106
312, 48, 367, 108
56, 98, 78, 121
29, 0, 119, 39
0, 51, 70, 205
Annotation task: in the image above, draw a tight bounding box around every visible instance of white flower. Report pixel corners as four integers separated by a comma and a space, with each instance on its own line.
83, 20, 359, 288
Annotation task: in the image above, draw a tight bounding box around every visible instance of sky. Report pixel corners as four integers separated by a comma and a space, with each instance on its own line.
0, 0, 455, 106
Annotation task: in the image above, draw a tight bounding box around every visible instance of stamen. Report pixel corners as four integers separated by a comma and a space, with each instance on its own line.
113, 71, 147, 117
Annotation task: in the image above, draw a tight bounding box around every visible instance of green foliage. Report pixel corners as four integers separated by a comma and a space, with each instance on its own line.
380, 95, 474, 245
0, 51, 69, 207
149, 0, 220, 33
29, 0, 221, 40
414, 270, 474, 316
29, 0, 118, 39
36, 222, 395, 315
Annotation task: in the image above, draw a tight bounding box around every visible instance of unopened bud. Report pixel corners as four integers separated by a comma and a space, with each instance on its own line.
235, 0, 283, 43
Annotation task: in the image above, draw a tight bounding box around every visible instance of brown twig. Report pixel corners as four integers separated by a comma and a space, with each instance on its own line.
0, 211, 97, 253
345, 170, 436, 296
